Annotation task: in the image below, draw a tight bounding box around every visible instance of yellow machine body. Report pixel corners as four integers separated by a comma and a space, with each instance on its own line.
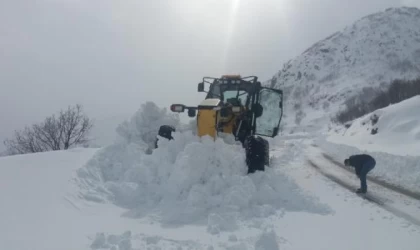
196, 98, 242, 139
196, 99, 219, 138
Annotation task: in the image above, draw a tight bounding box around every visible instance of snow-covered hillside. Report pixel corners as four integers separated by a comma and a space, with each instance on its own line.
268, 7, 420, 128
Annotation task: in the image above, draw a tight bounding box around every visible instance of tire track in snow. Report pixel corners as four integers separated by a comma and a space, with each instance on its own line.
321, 152, 420, 201
307, 159, 420, 227
307, 159, 384, 205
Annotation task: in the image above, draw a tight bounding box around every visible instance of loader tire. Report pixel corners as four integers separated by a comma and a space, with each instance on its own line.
155, 125, 175, 148
245, 136, 269, 174
263, 138, 270, 166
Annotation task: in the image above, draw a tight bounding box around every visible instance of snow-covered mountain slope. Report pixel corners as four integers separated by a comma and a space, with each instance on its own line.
327, 95, 420, 156
268, 7, 420, 129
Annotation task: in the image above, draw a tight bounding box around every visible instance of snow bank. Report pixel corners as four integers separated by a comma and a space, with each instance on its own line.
77, 102, 329, 231
316, 137, 420, 191
328, 96, 420, 156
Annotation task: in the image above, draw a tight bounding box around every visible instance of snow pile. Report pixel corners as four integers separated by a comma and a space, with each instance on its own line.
254, 229, 280, 250
328, 96, 420, 156
90, 230, 208, 250
76, 102, 329, 232
90, 231, 132, 250
316, 137, 420, 191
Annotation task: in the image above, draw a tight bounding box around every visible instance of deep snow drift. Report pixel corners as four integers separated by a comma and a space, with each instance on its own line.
76, 103, 330, 232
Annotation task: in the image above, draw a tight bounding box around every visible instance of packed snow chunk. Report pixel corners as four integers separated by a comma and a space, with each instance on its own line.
90, 231, 132, 250
228, 234, 238, 242
255, 229, 280, 250
115, 101, 180, 150
207, 212, 239, 234
226, 243, 252, 250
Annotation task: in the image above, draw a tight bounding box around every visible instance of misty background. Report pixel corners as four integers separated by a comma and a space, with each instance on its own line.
1, 0, 419, 150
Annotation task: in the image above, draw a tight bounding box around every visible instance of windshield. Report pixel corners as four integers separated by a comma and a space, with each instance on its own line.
255, 88, 283, 137
223, 90, 248, 106
207, 82, 250, 106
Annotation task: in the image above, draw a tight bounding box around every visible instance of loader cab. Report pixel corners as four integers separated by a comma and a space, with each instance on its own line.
203, 75, 256, 109
162, 74, 284, 174
198, 75, 284, 139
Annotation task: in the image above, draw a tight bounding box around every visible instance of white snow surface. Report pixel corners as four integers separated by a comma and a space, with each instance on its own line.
2, 102, 420, 250
267, 7, 420, 128
1, 132, 420, 249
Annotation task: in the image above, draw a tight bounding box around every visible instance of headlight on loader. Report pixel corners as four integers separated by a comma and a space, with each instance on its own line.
170, 104, 186, 113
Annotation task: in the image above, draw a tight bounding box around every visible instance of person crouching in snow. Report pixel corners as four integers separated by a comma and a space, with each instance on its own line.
344, 154, 376, 194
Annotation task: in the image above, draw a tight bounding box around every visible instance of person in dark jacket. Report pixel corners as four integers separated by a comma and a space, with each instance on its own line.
344, 154, 376, 193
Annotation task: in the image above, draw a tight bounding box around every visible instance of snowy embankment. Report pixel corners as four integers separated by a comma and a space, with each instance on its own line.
317, 96, 420, 192
328, 96, 420, 156
0, 148, 109, 250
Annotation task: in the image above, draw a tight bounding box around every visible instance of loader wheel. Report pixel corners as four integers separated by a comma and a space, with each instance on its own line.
155, 125, 175, 148
263, 139, 270, 166
245, 136, 269, 174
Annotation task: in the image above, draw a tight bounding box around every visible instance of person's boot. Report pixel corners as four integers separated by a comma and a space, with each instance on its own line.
356, 188, 366, 194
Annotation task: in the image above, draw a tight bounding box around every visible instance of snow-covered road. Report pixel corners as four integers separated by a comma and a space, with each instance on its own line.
270, 135, 420, 249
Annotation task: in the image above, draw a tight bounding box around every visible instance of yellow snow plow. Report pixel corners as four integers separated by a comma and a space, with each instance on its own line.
157, 75, 284, 173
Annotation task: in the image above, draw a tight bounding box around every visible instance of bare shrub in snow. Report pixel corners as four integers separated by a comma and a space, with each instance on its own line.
4, 104, 93, 155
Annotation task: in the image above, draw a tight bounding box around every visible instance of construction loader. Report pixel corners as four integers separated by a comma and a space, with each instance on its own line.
156, 75, 283, 173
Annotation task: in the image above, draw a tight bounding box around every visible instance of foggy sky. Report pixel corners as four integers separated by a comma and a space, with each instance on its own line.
1, 0, 419, 150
